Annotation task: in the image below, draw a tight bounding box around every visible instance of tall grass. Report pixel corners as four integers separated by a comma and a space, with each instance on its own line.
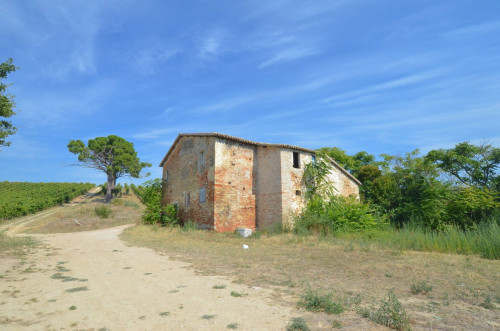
334, 222, 500, 259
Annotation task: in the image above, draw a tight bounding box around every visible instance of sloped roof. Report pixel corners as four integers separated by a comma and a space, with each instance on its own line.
158, 132, 315, 167
158, 132, 361, 186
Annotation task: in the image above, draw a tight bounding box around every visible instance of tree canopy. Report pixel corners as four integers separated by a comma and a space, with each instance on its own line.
68, 135, 151, 203
426, 142, 500, 190
0, 58, 19, 148
316, 147, 377, 176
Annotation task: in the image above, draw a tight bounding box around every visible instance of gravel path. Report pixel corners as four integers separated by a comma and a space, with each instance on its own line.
1, 210, 294, 330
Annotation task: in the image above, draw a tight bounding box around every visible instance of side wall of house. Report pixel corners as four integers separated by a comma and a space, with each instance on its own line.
324, 164, 360, 198
213, 139, 256, 232
255, 146, 282, 228
162, 136, 215, 228
280, 150, 314, 227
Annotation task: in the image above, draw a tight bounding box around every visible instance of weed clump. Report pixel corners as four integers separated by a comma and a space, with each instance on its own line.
360, 289, 410, 331
298, 289, 344, 314
480, 295, 494, 310
410, 280, 433, 295
94, 205, 112, 219
287, 317, 310, 331
213, 284, 227, 289
230, 291, 245, 297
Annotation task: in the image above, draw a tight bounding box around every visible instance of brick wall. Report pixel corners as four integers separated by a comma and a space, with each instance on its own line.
213, 139, 256, 232
162, 136, 215, 228
255, 146, 282, 228
324, 163, 360, 198
280, 150, 313, 227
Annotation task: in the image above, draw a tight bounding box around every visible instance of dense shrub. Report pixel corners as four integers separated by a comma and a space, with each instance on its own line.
140, 179, 178, 225
445, 187, 499, 229
296, 194, 384, 234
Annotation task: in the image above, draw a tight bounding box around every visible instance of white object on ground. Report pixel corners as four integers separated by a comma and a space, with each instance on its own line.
236, 228, 252, 238
242, 245, 249, 249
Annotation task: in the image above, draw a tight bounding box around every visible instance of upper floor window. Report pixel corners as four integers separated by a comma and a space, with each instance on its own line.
293, 152, 300, 168
198, 151, 205, 172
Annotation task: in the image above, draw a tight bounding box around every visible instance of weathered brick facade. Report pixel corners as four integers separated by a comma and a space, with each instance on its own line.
159, 133, 360, 232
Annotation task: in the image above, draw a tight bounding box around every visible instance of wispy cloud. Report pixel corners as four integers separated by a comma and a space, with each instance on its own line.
201, 96, 255, 113
198, 30, 229, 59
17, 79, 116, 128
323, 70, 446, 104
133, 45, 179, 74
259, 47, 318, 68
443, 21, 500, 37
132, 128, 179, 140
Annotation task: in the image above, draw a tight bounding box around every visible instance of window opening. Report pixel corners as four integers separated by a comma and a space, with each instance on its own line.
198, 151, 205, 172
185, 192, 190, 207
296, 190, 302, 196
199, 187, 206, 203
293, 152, 300, 168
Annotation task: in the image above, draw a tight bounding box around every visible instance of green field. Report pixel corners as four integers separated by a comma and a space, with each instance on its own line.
0, 181, 95, 220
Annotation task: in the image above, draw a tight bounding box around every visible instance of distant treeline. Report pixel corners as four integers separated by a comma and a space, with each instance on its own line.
0, 181, 95, 220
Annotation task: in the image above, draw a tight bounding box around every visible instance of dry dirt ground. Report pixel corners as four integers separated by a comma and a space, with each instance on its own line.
0, 197, 298, 330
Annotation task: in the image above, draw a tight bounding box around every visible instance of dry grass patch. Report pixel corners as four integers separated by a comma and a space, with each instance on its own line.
0, 231, 38, 258
121, 225, 500, 330
20, 194, 143, 234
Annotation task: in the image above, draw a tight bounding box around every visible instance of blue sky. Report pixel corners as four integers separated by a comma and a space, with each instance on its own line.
1, 0, 499, 184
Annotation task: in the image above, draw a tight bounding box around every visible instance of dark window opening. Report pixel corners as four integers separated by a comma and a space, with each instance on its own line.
293, 152, 300, 168
199, 187, 206, 203
198, 151, 205, 172
185, 192, 190, 207
312, 155, 316, 164
296, 190, 302, 196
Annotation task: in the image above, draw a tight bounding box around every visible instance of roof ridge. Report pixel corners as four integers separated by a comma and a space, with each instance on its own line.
159, 132, 316, 166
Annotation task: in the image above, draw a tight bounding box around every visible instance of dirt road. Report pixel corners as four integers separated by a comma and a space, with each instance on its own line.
1, 217, 295, 330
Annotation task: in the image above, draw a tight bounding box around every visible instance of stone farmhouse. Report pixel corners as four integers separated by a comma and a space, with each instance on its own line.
159, 133, 360, 232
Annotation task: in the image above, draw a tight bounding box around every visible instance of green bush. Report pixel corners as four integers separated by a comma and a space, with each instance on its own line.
141, 179, 178, 226
296, 194, 384, 234
94, 205, 112, 218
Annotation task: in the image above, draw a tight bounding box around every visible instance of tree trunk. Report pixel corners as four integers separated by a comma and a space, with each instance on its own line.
106, 173, 114, 203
